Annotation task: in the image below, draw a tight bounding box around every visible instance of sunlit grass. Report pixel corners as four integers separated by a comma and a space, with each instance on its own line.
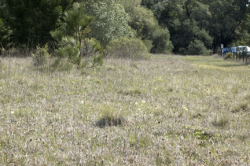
0, 54, 250, 165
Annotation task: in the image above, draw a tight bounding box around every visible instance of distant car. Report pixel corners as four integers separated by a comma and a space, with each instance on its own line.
236, 46, 244, 56
244, 46, 250, 56
223, 47, 231, 54
236, 46, 250, 60
230, 46, 237, 55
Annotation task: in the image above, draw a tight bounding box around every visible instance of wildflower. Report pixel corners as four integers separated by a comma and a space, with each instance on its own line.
183, 106, 188, 111
11, 111, 14, 115
142, 100, 146, 103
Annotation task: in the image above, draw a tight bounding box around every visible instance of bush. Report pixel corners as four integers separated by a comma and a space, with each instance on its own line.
186, 40, 210, 55
51, 58, 74, 71
127, 6, 173, 53
105, 37, 150, 59
32, 44, 50, 66
56, 45, 81, 65
151, 28, 173, 53
142, 40, 153, 52
224, 52, 234, 60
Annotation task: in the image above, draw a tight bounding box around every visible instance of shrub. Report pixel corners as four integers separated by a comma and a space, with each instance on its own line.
56, 45, 81, 66
127, 6, 173, 53
186, 40, 210, 55
224, 52, 234, 60
105, 37, 150, 59
151, 27, 173, 53
143, 40, 153, 52
32, 44, 50, 66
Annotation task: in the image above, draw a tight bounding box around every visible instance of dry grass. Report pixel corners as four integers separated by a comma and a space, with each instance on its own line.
1, 54, 250, 165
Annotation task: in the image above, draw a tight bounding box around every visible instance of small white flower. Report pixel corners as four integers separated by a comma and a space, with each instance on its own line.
11, 111, 14, 115
183, 106, 188, 111
135, 102, 138, 105
142, 100, 146, 103
81, 100, 84, 104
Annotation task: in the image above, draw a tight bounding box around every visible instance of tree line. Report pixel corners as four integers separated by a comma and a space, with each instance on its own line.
0, 0, 250, 55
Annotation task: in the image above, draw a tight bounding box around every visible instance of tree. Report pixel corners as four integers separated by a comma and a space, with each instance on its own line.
143, 0, 212, 54
205, 0, 250, 48
51, 2, 103, 67
123, 5, 173, 53
144, 0, 250, 52
0, 18, 8, 48
85, 0, 133, 46
52, 2, 93, 47
0, 0, 72, 48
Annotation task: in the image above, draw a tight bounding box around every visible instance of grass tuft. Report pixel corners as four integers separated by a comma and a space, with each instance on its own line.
211, 114, 229, 128
231, 101, 249, 113
95, 115, 125, 128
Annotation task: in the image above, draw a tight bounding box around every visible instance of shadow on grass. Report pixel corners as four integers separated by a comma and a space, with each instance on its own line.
186, 55, 250, 69
216, 63, 248, 67
95, 116, 125, 128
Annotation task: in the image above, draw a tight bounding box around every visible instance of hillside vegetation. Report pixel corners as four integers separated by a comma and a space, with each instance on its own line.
1, 0, 250, 55
1, 55, 250, 165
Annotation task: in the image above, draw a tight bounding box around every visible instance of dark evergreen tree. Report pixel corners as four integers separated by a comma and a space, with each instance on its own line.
0, 0, 72, 48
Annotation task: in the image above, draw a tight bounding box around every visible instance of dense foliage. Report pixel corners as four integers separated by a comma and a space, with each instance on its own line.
0, 0, 250, 55
0, 0, 72, 48
141, 0, 250, 54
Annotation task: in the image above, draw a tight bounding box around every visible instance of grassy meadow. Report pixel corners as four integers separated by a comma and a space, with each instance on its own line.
1, 55, 250, 165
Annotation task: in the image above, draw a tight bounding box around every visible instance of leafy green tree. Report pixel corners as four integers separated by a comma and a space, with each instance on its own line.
0, 0, 72, 48
116, 0, 142, 11
144, 0, 250, 52
143, 0, 212, 54
205, 0, 250, 48
85, 0, 133, 46
125, 5, 173, 53
151, 27, 173, 53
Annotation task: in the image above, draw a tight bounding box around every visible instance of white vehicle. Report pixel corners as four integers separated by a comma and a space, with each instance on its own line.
236, 46, 250, 61
245, 46, 250, 56
230, 46, 237, 55
236, 46, 244, 55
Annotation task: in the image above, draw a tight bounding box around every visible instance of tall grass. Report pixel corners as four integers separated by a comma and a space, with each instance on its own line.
0, 54, 250, 165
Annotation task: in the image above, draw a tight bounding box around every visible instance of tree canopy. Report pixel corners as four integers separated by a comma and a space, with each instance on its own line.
141, 0, 250, 54
0, 0, 250, 55
0, 0, 72, 48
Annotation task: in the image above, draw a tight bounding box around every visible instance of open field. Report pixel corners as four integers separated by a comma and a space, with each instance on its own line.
1, 55, 250, 165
